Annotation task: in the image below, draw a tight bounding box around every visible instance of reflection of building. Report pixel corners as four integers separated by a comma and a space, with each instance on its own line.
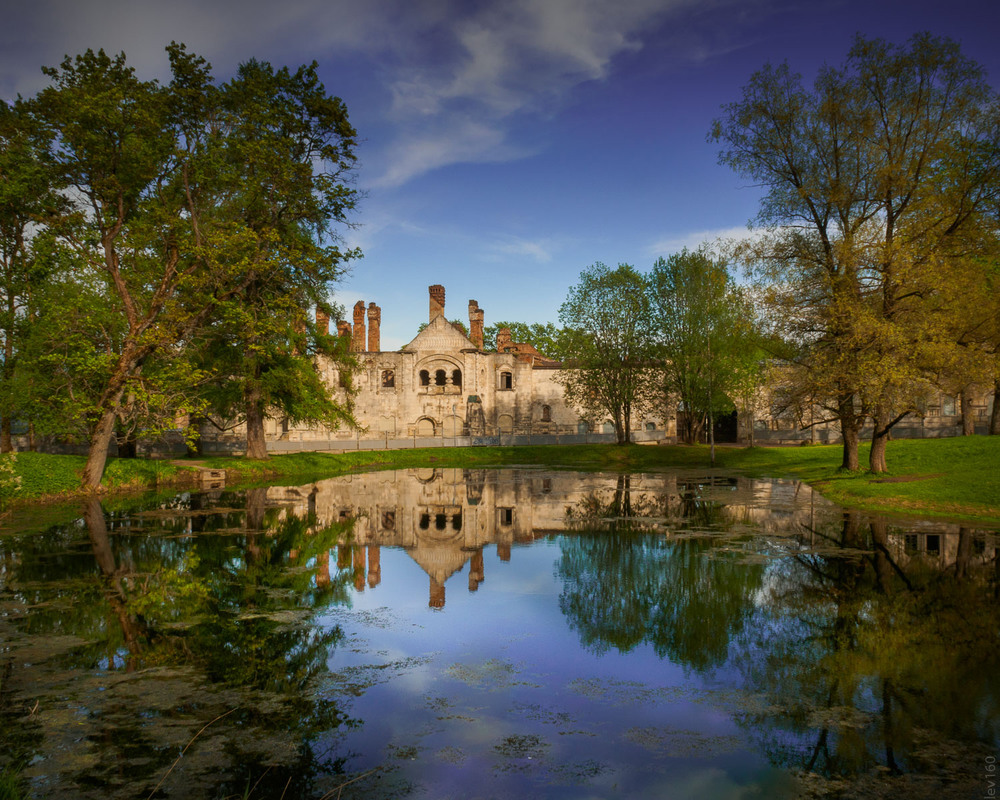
269, 469, 676, 607
265, 469, 845, 607
266, 469, 999, 606
201, 285, 672, 453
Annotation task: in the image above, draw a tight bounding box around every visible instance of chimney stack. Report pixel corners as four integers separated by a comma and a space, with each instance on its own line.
497, 326, 512, 353
337, 320, 352, 341
315, 307, 330, 336
352, 301, 366, 352
429, 284, 445, 322
469, 300, 484, 349
367, 302, 381, 352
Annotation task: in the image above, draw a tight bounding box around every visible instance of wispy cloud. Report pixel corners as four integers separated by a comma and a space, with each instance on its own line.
486, 235, 558, 264
644, 225, 759, 257
375, 0, 695, 185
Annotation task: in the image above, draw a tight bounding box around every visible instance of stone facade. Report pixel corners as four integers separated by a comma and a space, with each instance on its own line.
201, 285, 672, 452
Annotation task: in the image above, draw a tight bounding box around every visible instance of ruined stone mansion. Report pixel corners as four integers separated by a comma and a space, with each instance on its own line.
201, 285, 670, 453
196, 283, 995, 455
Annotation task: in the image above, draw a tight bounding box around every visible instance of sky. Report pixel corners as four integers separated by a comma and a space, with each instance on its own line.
3, 0, 999, 348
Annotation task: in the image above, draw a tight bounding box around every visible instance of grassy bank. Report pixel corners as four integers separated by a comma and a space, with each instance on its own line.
2, 436, 999, 524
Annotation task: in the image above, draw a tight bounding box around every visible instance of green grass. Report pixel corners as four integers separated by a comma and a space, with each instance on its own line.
3, 437, 999, 524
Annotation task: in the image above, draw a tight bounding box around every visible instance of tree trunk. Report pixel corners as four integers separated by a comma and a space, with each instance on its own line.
990, 378, 1000, 436
838, 394, 860, 471
245, 383, 269, 459
82, 402, 123, 490
960, 385, 976, 436
870, 407, 891, 474
0, 416, 11, 453
80, 345, 150, 489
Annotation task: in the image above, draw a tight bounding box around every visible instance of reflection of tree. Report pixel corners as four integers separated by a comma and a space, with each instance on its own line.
1, 489, 360, 798
733, 512, 1000, 788
558, 478, 766, 671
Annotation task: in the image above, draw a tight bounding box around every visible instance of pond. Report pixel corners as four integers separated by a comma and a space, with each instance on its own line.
0, 468, 998, 799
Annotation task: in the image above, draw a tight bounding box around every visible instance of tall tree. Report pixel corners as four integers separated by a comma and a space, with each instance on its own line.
30, 45, 362, 484
713, 33, 1000, 473
0, 99, 61, 451
194, 59, 361, 459
556, 263, 657, 444
648, 247, 763, 454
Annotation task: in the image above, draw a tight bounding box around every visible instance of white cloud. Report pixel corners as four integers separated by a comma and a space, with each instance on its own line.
372, 118, 533, 189
485, 235, 560, 264
644, 225, 760, 257
376, 0, 696, 185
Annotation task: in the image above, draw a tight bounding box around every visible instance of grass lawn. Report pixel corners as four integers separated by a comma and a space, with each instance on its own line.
2, 436, 998, 524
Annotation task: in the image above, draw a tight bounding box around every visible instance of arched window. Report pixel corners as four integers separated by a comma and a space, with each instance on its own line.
435, 369, 446, 386
452, 513, 462, 531
645, 421, 656, 431
435, 513, 447, 530
499, 371, 513, 390
452, 369, 462, 389
541, 405, 551, 422
419, 513, 430, 530
419, 370, 430, 386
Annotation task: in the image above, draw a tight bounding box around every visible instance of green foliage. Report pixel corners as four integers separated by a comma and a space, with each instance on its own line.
712, 33, 1000, 472
649, 247, 764, 444
557, 263, 659, 443
4, 44, 362, 485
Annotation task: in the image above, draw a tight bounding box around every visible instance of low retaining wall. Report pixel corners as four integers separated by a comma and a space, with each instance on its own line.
200, 429, 668, 456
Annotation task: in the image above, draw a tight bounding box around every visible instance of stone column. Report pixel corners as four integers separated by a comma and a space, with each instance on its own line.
429, 284, 445, 321
352, 301, 366, 352
367, 303, 381, 352
469, 300, 484, 349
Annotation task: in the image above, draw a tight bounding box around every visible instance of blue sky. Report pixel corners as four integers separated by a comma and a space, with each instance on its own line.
3, 0, 999, 347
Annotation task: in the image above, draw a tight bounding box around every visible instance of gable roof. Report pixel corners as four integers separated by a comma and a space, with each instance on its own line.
401, 314, 476, 353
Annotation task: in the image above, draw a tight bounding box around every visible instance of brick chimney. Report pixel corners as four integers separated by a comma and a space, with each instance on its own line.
367, 302, 381, 352
496, 326, 512, 353
469, 300, 484, 349
315, 307, 330, 336
429, 284, 445, 321
337, 320, 352, 341
352, 301, 366, 352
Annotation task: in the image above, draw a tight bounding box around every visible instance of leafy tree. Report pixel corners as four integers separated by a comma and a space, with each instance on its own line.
193, 59, 361, 459
0, 99, 62, 451
556, 263, 658, 444
648, 247, 764, 455
29, 45, 361, 483
713, 34, 1000, 472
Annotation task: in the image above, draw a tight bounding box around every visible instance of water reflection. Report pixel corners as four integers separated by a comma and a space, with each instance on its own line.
0, 468, 996, 798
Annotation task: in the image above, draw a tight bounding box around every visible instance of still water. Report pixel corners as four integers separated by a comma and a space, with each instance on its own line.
1, 468, 998, 799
